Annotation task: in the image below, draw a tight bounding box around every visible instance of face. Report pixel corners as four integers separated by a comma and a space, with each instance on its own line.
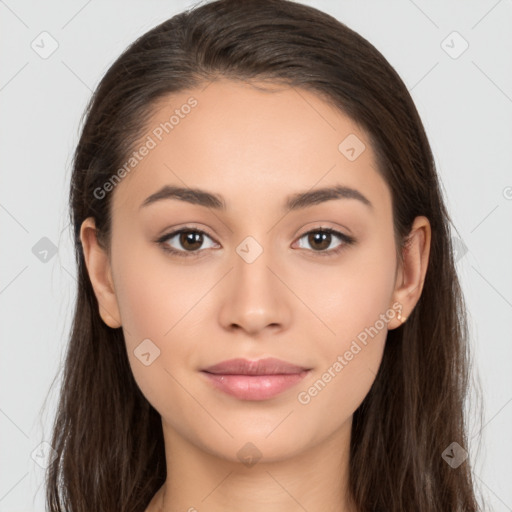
85, 78, 408, 463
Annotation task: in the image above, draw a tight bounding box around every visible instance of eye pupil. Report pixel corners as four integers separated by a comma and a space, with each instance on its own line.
181, 231, 203, 250
309, 231, 331, 251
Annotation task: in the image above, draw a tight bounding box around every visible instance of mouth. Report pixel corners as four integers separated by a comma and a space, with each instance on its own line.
200, 357, 311, 401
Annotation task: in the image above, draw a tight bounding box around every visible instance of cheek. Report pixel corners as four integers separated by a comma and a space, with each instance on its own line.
109, 236, 244, 425
111, 233, 201, 339
109, 239, 201, 405
292, 239, 396, 420
297, 236, 397, 349
293, 316, 388, 439
295, 338, 384, 441
115, 267, 196, 421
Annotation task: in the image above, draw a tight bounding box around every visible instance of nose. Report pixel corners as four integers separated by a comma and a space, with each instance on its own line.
217, 241, 291, 336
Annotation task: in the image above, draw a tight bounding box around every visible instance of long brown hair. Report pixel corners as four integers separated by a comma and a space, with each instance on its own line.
44, 0, 484, 510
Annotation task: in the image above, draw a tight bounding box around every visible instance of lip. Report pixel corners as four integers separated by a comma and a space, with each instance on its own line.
201, 357, 311, 401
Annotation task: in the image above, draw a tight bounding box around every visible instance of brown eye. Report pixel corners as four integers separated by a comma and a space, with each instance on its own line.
179, 231, 204, 251
158, 228, 218, 257
307, 231, 332, 251
295, 228, 355, 256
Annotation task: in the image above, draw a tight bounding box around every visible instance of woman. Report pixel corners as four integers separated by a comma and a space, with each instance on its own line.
45, 0, 483, 510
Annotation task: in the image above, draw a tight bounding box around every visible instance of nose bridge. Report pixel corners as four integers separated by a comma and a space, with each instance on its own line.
217, 231, 289, 333
233, 232, 277, 296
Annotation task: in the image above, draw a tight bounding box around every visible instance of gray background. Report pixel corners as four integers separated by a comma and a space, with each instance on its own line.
1, 0, 511, 510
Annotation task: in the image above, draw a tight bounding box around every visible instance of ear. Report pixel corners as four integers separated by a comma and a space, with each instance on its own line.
388, 215, 431, 330
80, 217, 122, 328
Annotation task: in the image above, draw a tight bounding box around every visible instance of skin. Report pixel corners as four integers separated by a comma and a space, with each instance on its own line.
80, 78, 431, 512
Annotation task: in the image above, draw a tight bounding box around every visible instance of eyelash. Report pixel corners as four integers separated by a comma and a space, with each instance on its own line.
156, 225, 356, 259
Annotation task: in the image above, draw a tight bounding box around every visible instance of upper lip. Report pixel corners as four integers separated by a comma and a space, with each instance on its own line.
201, 357, 310, 375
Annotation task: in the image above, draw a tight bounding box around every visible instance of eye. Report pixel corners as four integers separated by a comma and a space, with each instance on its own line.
156, 226, 355, 258
294, 227, 355, 257
157, 227, 219, 257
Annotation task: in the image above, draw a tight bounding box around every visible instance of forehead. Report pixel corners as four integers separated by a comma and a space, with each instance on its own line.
110, 78, 390, 217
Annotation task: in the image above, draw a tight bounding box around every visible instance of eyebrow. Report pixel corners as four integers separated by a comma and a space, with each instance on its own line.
140, 184, 373, 212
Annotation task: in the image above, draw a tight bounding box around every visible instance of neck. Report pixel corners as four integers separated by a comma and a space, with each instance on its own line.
149, 417, 357, 512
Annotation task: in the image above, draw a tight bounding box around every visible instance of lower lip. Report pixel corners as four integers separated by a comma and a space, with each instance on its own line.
201, 371, 310, 401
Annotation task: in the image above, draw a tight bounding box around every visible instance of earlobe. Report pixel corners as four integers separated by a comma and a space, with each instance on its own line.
79, 217, 122, 329
389, 215, 431, 330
